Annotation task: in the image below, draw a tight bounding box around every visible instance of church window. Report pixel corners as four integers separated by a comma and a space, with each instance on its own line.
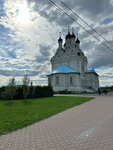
70, 77, 72, 84
56, 77, 59, 84
49, 78, 51, 86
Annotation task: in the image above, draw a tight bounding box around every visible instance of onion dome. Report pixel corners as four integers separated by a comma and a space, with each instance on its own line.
58, 37, 63, 42
71, 33, 75, 38
58, 32, 63, 42
76, 38, 80, 44
66, 26, 72, 38
71, 27, 76, 38
66, 33, 72, 38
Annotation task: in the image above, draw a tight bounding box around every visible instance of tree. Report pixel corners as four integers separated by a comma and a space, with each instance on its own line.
22, 74, 30, 99
3, 76, 16, 102
29, 81, 35, 98
14, 85, 24, 99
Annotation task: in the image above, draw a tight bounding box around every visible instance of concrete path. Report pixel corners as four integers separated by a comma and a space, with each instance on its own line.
0, 93, 113, 150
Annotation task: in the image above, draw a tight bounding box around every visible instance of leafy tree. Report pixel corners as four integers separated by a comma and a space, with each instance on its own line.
0, 86, 5, 99
22, 74, 30, 99
2, 77, 16, 102
14, 85, 24, 100
8, 76, 16, 101
34, 85, 53, 98
29, 81, 35, 99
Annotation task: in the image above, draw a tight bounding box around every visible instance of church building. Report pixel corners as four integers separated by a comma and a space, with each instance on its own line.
47, 27, 99, 92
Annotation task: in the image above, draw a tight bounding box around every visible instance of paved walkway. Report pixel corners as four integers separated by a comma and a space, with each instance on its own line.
0, 93, 113, 150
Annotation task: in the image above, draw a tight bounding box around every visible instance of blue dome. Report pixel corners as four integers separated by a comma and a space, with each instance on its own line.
86, 67, 96, 73
86, 67, 98, 76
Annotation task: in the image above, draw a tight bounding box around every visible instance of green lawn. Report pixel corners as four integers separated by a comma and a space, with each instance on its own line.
0, 96, 93, 135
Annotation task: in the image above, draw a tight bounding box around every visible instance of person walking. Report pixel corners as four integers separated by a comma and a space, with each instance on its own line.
104, 89, 108, 95
98, 88, 101, 95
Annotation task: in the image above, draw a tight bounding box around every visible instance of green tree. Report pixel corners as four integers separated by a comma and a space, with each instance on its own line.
3, 77, 16, 102
9, 76, 16, 100
29, 81, 35, 98
22, 74, 30, 99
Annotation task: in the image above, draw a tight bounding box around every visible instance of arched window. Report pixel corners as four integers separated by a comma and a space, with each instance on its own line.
56, 76, 59, 85
49, 78, 51, 86
70, 77, 72, 84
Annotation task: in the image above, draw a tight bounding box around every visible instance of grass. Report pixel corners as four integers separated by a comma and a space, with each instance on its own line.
0, 96, 93, 135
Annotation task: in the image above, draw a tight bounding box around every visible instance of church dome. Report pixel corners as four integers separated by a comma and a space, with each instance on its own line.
76, 38, 80, 43
58, 37, 63, 42
71, 33, 76, 38
66, 33, 72, 38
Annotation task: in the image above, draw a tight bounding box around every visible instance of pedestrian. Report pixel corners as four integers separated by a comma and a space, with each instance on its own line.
104, 89, 107, 95
98, 88, 101, 95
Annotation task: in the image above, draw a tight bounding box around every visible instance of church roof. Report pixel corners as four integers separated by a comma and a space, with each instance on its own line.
86, 68, 95, 73
52, 64, 79, 74
86, 68, 99, 75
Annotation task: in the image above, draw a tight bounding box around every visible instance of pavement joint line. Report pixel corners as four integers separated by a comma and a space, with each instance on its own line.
0, 92, 113, 150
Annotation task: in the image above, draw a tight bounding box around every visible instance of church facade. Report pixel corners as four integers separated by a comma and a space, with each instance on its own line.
47, 27, 99, 92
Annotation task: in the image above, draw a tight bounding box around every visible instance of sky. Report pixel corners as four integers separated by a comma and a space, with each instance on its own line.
0, 0, 113, 87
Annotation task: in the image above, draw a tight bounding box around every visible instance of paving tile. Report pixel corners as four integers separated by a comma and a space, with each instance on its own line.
0, 93, 113, 150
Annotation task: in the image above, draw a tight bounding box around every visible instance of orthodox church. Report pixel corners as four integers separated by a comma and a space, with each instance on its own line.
47, 27, 99, 92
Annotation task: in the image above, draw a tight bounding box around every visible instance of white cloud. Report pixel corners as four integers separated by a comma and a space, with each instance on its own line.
0, 0, 113, 87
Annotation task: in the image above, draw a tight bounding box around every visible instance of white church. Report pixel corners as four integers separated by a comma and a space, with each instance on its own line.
47, 27, 99, 92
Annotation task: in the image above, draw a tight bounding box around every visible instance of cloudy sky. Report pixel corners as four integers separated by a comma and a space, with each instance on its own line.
0, 0, 113, 86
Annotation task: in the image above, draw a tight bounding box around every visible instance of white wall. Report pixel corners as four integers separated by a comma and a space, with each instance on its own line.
49, 73, 83, 92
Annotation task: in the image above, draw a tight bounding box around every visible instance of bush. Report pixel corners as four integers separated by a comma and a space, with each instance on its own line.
0, 85, 53, 100
54, 90, 72, 94
14, 86, 24, 100
0, 86, 6, 99
100, 86, 113, 93
34, 86, 53, 98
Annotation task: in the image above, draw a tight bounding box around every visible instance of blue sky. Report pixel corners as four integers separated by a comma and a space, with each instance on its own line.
102, 17, 113, 25
0, 0, 113, 86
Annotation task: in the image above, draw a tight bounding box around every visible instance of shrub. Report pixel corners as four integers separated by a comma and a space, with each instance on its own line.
14, 86, 24, 100
0, 85, 53, 100
34, 86, 53, 98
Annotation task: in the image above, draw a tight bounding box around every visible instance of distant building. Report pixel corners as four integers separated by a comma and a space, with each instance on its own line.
47, 27, 99, 92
